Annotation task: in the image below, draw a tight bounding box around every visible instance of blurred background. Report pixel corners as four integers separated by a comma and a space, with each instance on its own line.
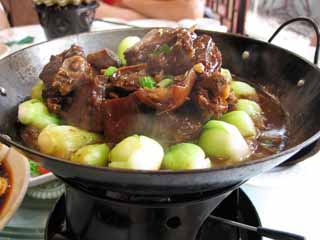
0, 0, 319, 48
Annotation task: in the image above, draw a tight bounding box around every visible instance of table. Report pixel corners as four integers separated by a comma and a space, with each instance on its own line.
0, 20, 319, 240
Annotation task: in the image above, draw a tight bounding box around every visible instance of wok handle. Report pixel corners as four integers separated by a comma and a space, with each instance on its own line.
268, 17, 320, 65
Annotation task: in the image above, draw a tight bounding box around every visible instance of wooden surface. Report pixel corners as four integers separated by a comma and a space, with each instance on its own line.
0, 0, 39, 26
206, 0, 249, 33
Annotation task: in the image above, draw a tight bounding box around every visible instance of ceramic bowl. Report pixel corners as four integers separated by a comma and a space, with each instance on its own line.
0, 144, 29, 230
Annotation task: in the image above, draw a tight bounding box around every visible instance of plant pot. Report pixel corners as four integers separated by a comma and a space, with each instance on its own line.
35, 2, 98, 40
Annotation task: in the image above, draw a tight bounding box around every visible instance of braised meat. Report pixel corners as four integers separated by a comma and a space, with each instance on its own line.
59, 82, 105, 133
125, 28, 197, 75
39, 28, 236, 144
41, 45, 94, 114
136, 69, 196, 112
151, 108, 203, 146
124, 29, 222, 77
40, 45, 106, 132
87, 49, 121, 71
108, 64, 147, 92
103, 93, 153, 143
194, 34, 222, 73
124, 28, 178, 64
192, 71, 231, 119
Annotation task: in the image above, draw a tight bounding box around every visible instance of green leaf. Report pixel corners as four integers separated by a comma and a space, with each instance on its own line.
139, 76, 156, 89
153, 44, 171, 56
5, 36, 34, 46
103, 66, 118, 77
17, 36, 34, 44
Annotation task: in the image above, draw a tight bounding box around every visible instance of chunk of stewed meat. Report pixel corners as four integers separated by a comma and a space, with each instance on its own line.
87, 48, 121, 71
151, 109, 203, 146
135, 69, 197, 112
108, 64, 147, 92
125, 28, 197, 75
192, 71, 230, 119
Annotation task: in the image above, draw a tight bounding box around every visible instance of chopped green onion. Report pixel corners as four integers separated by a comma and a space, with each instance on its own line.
139, 76, 156, 89
153, 44, 171, 56
103, 66, 118, 77
157, 78, 173, 88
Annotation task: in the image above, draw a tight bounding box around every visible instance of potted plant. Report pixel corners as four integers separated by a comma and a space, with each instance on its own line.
34, 0, 99, 39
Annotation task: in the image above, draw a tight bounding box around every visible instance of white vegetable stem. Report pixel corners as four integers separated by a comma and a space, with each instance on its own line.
199, 120, 250, 162
109, 135, 164, 170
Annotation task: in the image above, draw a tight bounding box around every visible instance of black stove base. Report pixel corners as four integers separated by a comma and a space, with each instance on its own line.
46, 189, 261, 240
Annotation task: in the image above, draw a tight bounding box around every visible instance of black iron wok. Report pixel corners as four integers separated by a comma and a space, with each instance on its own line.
0, 19, 319, 196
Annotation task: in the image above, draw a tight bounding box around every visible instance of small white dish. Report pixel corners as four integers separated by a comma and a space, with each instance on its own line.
27, 180, 65, 200
29, 172, 56, 188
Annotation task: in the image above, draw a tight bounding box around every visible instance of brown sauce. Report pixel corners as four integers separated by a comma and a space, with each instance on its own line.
0, 162, 10, 212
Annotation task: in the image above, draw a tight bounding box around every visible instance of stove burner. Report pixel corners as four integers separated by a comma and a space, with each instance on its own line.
46, 189, 261, 240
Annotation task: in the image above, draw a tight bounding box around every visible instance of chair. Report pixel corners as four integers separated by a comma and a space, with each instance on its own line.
206, 0, 250, 34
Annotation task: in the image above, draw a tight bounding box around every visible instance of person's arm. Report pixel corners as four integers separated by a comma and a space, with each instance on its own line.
96, 1, 146, 20
0, 2, 9, 29
121, 0, 206, 21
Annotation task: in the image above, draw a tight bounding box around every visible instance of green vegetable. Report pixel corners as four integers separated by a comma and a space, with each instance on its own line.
71, 144, 109, 167
153, 44, 171, 56
139, 76, 156, 89
103, 66, 118, 77
31, 80, 44, 101
109, 135, 164, 170
221, 111, 256, 137
231, 81, 257, 98
157, 78, 173, 88
220, 68, 233, 82
29, 160, 40, 177
162, 143, 211, 170
117, 36, 141, 65
199, 120, 250, 162
5, 36, 34, 46
236, 99, 262, 119
38, 125, 102, 160
18, 99, 61, 129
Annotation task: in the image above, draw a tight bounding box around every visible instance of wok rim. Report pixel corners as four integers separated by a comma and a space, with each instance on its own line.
0, 27, 319, 175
